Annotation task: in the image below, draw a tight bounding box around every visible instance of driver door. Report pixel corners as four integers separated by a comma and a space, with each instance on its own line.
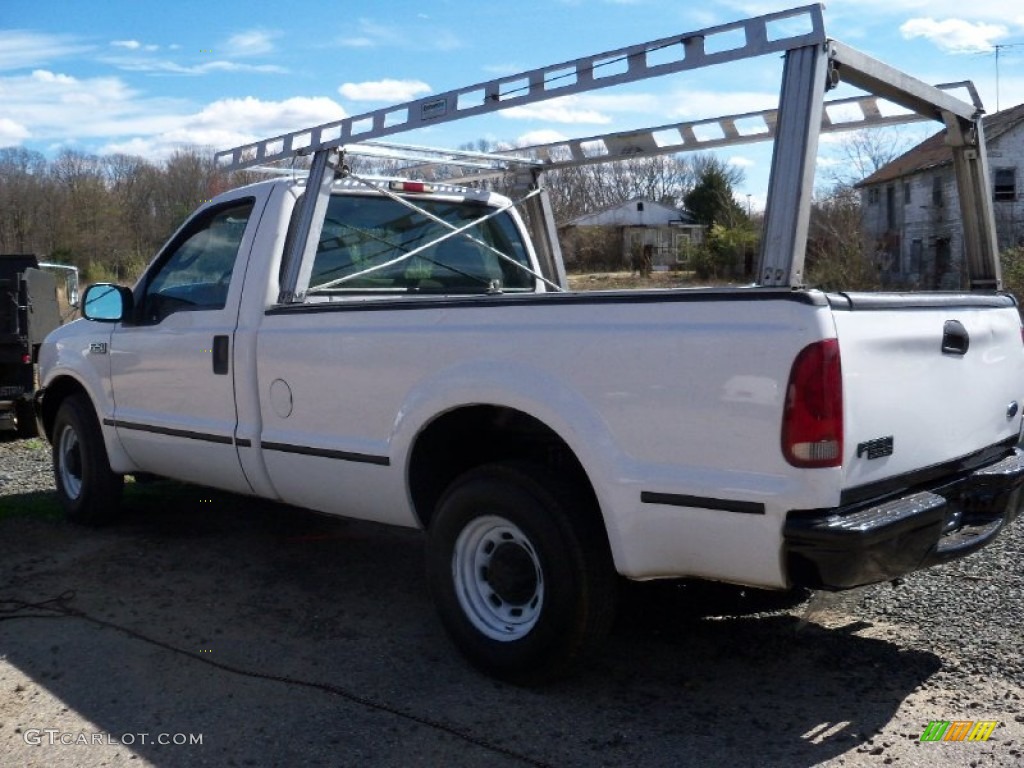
107, 198, 259, 493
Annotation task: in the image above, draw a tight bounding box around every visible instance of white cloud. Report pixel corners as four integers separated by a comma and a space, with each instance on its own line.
503, 101, 612, 124
336, 18, 460, 51
339, 79, 432, 102
0, 30, 93, 71
728, 156, 755, 167
499, 94, 658, 125
1, 70, 184, 144
515, 129, 570, 147
111, 40, 141, 50
667, 90, 780, 120
224, 30, 278, 57
1, 66, 343, 159
900, 17, 1008, 53
0, 118, 30, 145
102, 96, 348, 159
338, 19, 403, 48
101, 56, 288, 76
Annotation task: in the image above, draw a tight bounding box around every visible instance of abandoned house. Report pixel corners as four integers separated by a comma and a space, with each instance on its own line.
856, 102, 1024, 289
558, 199, 705, 271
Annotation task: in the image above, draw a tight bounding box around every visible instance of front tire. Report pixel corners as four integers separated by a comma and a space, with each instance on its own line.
426, 462, 616, 685
52, 394, 123, 524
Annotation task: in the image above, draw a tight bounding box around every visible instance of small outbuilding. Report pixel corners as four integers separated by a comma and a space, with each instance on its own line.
559, 199, 705, 272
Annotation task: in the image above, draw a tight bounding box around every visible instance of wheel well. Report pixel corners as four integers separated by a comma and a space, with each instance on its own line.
39, 376, 89, 441
408, 405, 603, 533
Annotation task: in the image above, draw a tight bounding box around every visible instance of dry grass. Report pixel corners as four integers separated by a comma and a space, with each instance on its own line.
567, 270, 743, 291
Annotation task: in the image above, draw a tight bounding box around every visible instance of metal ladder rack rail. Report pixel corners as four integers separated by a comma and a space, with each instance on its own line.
424, 85, 981, 185
215, 4, 827, 173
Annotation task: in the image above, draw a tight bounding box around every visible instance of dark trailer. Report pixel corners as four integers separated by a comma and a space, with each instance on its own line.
0, 254, 64, 436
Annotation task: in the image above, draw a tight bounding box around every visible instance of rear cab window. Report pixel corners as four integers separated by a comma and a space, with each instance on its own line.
298, 189, 536, 298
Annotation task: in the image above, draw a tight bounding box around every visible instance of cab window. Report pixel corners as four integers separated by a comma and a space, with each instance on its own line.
138, 200, 254, 323
305, 194, 534, 294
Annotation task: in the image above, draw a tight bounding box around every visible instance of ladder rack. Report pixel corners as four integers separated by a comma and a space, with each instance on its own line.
220, 3, 997, 296
215, 4, 827, 172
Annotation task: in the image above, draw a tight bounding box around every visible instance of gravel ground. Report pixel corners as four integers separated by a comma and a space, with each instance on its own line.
0, 438, 54, 500
2, 432, 1023, 767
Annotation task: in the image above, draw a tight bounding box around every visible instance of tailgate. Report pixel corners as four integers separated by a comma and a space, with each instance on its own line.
829, 293, 1024, 495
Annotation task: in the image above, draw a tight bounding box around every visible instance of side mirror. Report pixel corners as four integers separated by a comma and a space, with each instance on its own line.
82, 283, 133, 322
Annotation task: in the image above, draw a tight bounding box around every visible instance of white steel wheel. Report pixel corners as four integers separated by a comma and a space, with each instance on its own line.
51, 394, 123, 525
453, 515, 545, 642
426, 461, 617, 685
56, 422, 84, 500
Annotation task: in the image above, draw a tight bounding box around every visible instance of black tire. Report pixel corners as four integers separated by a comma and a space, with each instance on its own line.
15, 399, 38, 439
51, 394, 123, 524
426, 462, 616, 685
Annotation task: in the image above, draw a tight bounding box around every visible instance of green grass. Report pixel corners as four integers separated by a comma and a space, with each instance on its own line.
0, 471, 252, 524
0, 490, 64, 521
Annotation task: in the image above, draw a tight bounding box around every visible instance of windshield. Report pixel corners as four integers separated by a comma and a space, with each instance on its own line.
305, 194, 535, 294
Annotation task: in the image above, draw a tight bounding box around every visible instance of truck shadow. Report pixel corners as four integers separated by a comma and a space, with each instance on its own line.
0, 483, 940, 768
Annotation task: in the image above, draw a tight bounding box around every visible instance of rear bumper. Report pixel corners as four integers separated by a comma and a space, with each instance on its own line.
784, 447, 1024, 590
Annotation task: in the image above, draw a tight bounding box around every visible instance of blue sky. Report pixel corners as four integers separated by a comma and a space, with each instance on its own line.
2, 0, 1022, 203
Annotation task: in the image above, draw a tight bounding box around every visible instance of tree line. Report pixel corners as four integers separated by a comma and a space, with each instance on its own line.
0, 146, 235, 282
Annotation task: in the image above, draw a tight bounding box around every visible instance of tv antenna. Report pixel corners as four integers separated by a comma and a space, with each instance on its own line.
989, 43, 1024, 111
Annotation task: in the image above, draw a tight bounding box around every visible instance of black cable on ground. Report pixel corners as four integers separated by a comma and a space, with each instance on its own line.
0, 591, 555, 768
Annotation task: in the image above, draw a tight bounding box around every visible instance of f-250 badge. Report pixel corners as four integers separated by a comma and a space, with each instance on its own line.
88, 342, 108, 354
857, 436, 894, 460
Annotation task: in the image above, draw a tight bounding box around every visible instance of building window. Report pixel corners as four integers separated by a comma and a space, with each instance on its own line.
904, 183, 911, 204
886, 186, 896, 229
910, 239, 923, 273
867, 188, 880, 204
932, 175, 943, 206
994, 168, 1016, 202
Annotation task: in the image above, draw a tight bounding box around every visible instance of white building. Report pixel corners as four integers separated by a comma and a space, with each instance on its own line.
559, 199, 705, 271
856, 103, 1024, 289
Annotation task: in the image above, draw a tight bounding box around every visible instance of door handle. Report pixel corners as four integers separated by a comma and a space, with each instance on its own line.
212, 335, 229, 375
941, 320, 969, 356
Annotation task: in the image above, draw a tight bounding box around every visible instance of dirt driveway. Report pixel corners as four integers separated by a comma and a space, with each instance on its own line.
2, 440, 1023, 767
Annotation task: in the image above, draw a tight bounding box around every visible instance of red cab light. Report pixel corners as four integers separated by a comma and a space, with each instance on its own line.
782, 338, 843, 468
389, 181, 430, 193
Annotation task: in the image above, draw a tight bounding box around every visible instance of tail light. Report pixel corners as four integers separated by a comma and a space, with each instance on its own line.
782, 338, 843, 468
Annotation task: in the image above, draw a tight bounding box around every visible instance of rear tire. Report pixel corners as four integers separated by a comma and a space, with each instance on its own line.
52, 394, 123, 524
426, 462, 616, 685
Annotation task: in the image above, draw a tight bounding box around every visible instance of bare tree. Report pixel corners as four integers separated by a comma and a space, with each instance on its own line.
824, 128, 924, 187
0, 147, 49, 254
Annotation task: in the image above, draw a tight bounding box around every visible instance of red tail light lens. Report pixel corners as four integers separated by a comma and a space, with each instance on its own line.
782, 338, 843, 468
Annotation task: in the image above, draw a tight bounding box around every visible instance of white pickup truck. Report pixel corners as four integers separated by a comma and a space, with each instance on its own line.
35, 6, 1024, 683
